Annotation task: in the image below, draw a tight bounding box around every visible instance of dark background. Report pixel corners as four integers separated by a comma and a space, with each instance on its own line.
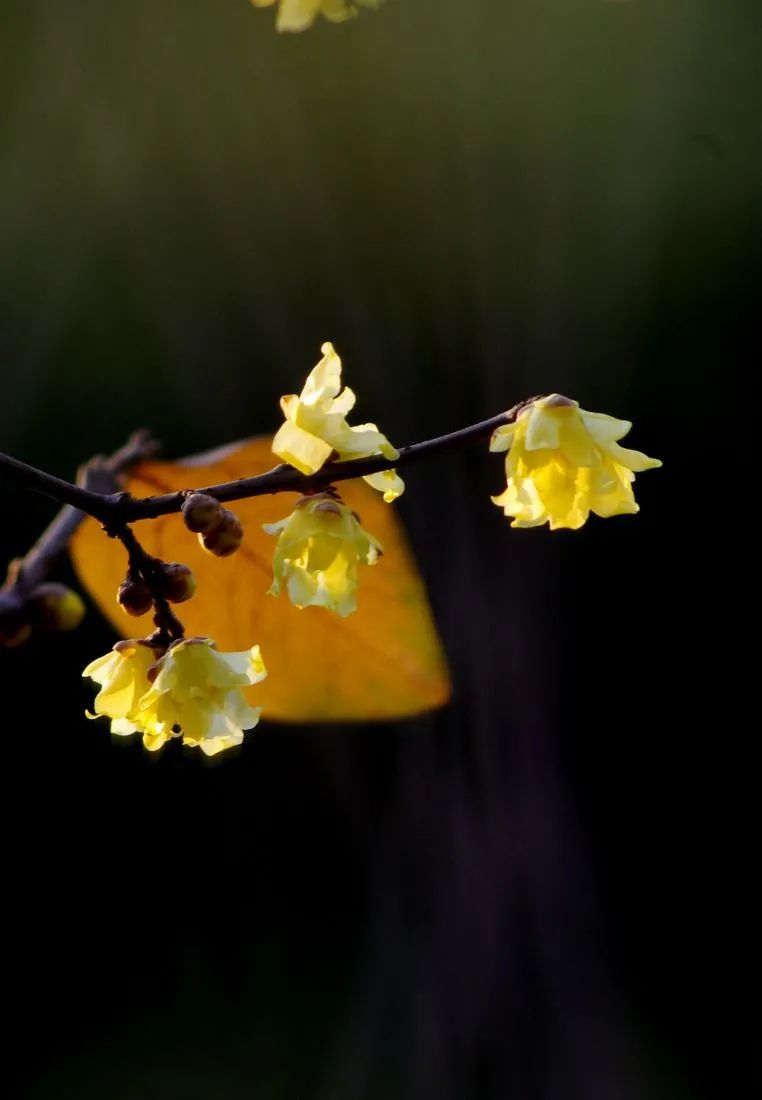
1, 1, 756, 1096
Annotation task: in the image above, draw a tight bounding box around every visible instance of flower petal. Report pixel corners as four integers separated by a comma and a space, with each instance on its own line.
605, 442, 662, 473
275, 0, 323, 34
272, 420, 334, 475
579, 410, 632, 443
524, 405, 562, 451
363, 469, 405, 502
489, 423, 516, 453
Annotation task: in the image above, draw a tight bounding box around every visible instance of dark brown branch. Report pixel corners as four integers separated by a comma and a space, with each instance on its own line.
0, 404, 532, 531
0, 431, 159, 615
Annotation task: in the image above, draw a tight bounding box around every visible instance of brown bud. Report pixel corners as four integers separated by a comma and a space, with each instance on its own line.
117, 577, 154, 617
0, 604, 32, 648
29, 583, 86, 632
156, 562, 196, 604
199, 509, 243, 557
182, 492, 223, 534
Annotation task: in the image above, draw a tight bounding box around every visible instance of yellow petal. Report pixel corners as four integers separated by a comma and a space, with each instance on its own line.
363, 469, 404, 502
524, 405, 563, 451
302, 341, 344, 404
275, 0, 322, 33
604, 442, 662, 473
330, 386, 357, 417
271, 420, 334, 475
489, 423, 517, 453
579, 410, 632, 443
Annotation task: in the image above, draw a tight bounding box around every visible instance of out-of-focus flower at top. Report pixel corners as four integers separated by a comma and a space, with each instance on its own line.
84, 638, 266, 756
490, 394, 662, 531
251, 0, 382, 34
264, 492, 382, 617
272, 342, 404, 502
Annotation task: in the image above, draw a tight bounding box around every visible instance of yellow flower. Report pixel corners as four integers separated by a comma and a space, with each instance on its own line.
251, 0, 381, 34
83, 639, 159, 727
263, 493, 382, 617
490, 394, 661, 530
272, 342, 404, 502
84, 638, 266, 756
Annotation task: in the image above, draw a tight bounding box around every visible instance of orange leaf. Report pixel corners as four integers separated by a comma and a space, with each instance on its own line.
70, 437, 451, 722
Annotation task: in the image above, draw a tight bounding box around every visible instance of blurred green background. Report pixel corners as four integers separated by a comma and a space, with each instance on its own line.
1, 1, 756, 1096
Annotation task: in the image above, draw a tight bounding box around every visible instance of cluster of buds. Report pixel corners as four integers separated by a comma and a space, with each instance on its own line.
0, 576, 86, 648
117, 561, 196, 617
182, 493, 243, 557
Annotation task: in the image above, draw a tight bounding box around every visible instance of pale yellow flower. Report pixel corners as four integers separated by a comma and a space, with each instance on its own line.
263, 493, 382, 617
84, 638, 266, 756
251, 0, 381, 34
83, 639, 159, 729
490, 394, 661, 530
272, 342, 404, 502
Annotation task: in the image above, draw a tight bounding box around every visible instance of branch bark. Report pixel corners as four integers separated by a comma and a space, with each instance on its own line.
0, 405, 530, 528
0, 431, 159, 614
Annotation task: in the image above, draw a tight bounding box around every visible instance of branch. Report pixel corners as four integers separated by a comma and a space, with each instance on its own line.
0, 403, 533, 530
113, 524, 185, 645
0, 431, 159, 615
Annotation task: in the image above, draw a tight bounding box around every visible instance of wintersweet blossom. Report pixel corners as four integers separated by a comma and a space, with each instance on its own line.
84, 638, 266, 756
272, 342, 404, 502
83, 639, 158, 729
490, 394, 662, 530
251, 0, 381, 34
263, 493, 382, 617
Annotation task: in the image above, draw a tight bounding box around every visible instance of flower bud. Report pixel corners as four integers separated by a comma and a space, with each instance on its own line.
117, 576, 155, 620
0, 605, 32, 647
117, 577, 154, 617
199, 509, 243, 557
156, 562, 196, 604
182, 492, 223, 534
30, 583, 86, 632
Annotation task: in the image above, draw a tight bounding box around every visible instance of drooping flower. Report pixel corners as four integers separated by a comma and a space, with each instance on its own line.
263, 493, 382, 617
490, 394, 661, 530
251, 0, 381, 34
84, 638, 267, 756
83, 639, 159, 730
272, 342, 404, 502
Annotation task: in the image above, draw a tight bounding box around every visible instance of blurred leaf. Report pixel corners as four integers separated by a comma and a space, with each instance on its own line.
70, 436, 451, 722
